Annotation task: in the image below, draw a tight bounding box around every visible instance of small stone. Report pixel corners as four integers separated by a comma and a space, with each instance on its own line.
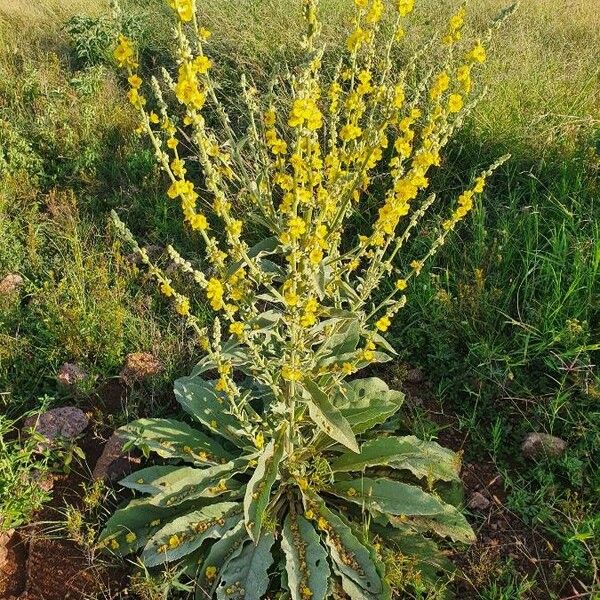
56, 362, 87, 387
93, 433, 139, 482
23, 406, 89, 443
120, 352, 163, 385
405, 367, 424, 384
521, 433, 567, 459
0, 273, 23, 296
468, 491, 490, 511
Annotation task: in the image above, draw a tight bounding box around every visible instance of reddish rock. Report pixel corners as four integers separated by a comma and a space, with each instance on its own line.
24, 406, 89, 444
120, 351, 163, 385
0, 529, 27, 598
92, 433, 139, 482
0, 273, 23, 295
521, 433, 567, 459
56, 363, 87, 388
468, 491, 491, 511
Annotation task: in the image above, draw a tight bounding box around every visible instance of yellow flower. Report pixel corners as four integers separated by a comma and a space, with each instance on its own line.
113, 35, 137, 69
288, 98, 323, 131
375, 315, 391, 332
205, 566, 217, 581
128, 74, 142, 88
410, 259, 423, 274
198, 27, 212, 41
206, 278, 224, 311
227, 219, 243, 238
229, 322, 244, 336
125, 532, 137, 544
169, 0, 194, 22
176, 297, 190, 316
167, 137, 179, 149
254, 431, 264, 449
287, 216, 306, 240
397, 0, 415, 17
160, 281, 175, 297
190, 213, 208, 231
340, 123, 362, 143
396, 279, 408, 291
342, 362, 355, 375
192, 55, 212, 74
448, 93, 464, 113
149, 112, 160, 124
168, 534, 181, 549
282, 365, 303, 381
468, 40, 486, 64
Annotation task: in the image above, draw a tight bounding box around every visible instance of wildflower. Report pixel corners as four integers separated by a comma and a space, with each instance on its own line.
205, 566, 217, 581
340, 123, 363, 143
342, 362, 355, 375
430, 71, 450, 101
206, 278, 224, 311
229, 322, 244, 336
361, 340, 376, 362
254, 432, 264, 449
192, 55, 212, 74
397, 0, 415, 17
287, 216, 307, 240
396, 279, 408, 291
198, 27, 212, 40
171, 158, 186, 178
167, 137, 179, 149
282, 365, 303, 381
149, 112, 160, 124
347, 27, 370, 52
168, 534, 181, 549
128, 74, 142, 88
468, 40, 486, 63
288, 98, 323, 131
125, 532, 137, 544
190, 213, 208, 230
227, 219, 243, 238
375, 315, 391, 332
169, 0, 194, 22
448, 93, 464, 113
160, 281, 175, 297
176, 297, 190, 316
113, 35, 136, 69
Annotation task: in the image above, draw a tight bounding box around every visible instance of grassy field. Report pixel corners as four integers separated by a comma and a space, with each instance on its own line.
0, 0, 598, 598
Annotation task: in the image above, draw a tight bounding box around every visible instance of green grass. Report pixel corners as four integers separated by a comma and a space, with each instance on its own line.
0, 0, 598, 596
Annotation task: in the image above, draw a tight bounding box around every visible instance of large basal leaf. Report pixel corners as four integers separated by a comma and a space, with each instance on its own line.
196, 520, 249, 598
244, 431, 285, 541
334, 378, 404, 434
142, 502, 242, 567
331, 435, 461, 482
303, 491, 383, 594
281, 512, 330, 600
304, 379, 359, 453
331, 477, 454, 516
175, 376, 248, 446
119, 465, 190, 495
216, 532, 275, 600
119, 418, 232, 465
98, 497, 188, 555
391, 503, 476, 544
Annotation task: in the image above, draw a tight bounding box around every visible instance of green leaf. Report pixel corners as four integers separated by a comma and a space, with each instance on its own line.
391, 503, 476, 544
304, 379, 359, 453
331, 477, 452, 516
119, 465, 187, 495
119, 418, 232, 465
303, 491, 383, 594
216, 532, 275, 600
335, 378, 404, 434
142, 502, 241, 567
331, 435, 461, 482
196, 520, 248, 597
151, 459, 250, 507
244, 431, 285, 541
281, 512, 330, 600
175, 376, 248, 446
98, 497, 186, 555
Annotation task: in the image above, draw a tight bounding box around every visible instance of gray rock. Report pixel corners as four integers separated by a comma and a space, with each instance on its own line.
56, 362, 87, 387
24, 406, 89, 442
468, 491, 490, 511
405, 367, 424, 384
521, 433, 567, 459
93, 433, 139, 482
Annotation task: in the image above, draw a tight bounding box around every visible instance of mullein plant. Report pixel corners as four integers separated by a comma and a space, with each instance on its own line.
101, 0, 512, 597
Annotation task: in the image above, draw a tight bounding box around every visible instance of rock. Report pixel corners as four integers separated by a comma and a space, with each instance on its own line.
92, 433, 139, 482
521, 433, 567, 459
405, 367, 424, 384
0, 530, 27, 598
120, 352, 163, 385
0, 273, 24, 296
56, 362, 87, 388
23, 406, 89, 443
468, 491, 491, 511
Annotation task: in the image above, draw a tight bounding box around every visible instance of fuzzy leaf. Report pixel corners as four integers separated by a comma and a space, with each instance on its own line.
304, 379, 359, 453
216, 532, 275, 600
331, 436, 461, 482
98, 497, 188, 555
142, 502, 242, 567
282, 512, 330, 600
196, 520, 248, 597
244, 432, 285, 541
119, 465, 189, 495
303, 491, 383, 594
175, 376, 247, 445
331, 477, 452, 516
119, 418, 232, 465
335, 378, 404, 434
